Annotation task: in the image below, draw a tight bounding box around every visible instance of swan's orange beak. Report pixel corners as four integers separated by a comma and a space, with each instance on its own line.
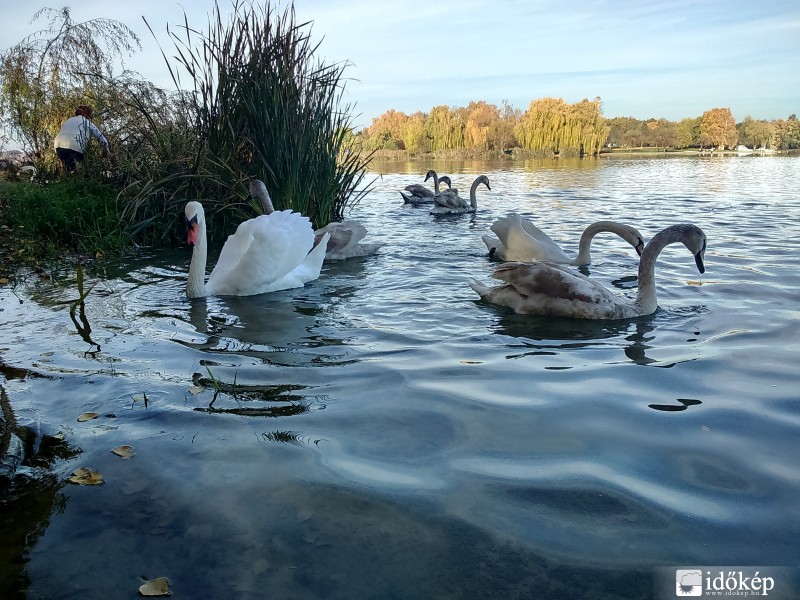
186, 215, 198, 246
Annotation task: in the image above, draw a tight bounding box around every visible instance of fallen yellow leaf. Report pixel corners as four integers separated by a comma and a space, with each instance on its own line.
139, 577, 170, 596
77, 412, 99, 422
68, 467, 105, 485
111, 445, 134, 459
0, 277, 8, 285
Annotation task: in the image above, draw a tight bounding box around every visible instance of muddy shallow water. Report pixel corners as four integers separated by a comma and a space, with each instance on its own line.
2, 155, 799, 598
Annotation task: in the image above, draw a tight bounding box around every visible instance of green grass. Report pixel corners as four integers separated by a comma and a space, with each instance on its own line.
0, 178, 132, 270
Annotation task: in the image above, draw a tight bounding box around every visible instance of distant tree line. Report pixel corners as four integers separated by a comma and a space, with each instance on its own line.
360, 99, 800, 155
606, 110, 799, 151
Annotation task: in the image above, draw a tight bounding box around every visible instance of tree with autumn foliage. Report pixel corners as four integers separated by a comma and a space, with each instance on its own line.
515, 97, 606, 156
771, 115, 800, 150
700, 108, 738, 150
739, 116, 774, 149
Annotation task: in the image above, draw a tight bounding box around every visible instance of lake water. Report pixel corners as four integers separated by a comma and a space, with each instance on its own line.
1, 155, 799, 599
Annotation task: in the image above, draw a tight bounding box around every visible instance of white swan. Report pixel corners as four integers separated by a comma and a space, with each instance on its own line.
469, 224, 706, 319
482, 214, 646, 265
313, 220, 385, 260
430, 175, 490, 215
184, 196, 329, 298
400, 170, 452, 204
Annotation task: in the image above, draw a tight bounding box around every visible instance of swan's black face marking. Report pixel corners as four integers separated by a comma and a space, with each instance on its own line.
186, 214, 199, 246
488, 247, 497, 257
635, 238, 645, 256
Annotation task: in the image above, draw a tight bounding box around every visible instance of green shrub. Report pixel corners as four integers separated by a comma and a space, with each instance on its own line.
0, 178, 130, 258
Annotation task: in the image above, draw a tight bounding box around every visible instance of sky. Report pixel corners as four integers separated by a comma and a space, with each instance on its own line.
2, 0, 799, 130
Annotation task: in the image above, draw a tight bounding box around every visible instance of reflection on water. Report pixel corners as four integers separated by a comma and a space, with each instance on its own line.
2, 156, 800, 598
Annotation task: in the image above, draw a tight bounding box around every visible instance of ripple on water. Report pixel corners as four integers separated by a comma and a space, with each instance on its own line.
3, 156, 800, 594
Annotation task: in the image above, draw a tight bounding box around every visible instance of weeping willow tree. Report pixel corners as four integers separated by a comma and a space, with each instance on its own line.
515, 97, 607, 157
157, 0, 373, 228
425, 105, 465, 151
0, 7, 140, 167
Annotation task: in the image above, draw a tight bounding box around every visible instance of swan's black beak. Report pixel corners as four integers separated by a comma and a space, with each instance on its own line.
635, 238, 644, 257
186, 214, 198, 247
694, 238, 706, 273
695, 253, 705, 273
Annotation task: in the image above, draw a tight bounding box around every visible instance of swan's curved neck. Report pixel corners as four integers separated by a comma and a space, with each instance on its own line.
469, 178, 482, 209
634, 226, 682, 313
187, 218, 208, 298
431, 172, 440, 193
573, 221, 621, 265
254, 183, 275, 214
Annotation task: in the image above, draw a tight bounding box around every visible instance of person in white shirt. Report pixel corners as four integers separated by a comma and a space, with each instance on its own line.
53, 104, 110, 173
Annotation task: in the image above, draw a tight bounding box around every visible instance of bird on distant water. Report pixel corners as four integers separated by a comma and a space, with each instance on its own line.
400, 170, 454, 204
430, 175, 490, 215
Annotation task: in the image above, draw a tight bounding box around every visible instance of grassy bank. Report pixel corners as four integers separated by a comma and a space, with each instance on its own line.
0, 178, 131, 279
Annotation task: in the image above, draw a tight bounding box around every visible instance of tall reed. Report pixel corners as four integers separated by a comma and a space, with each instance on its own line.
155, 0, 373, 229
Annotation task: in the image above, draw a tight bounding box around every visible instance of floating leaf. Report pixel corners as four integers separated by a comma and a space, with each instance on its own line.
68, 467, 105, 485
77, 412, 99, 422
0, 277, 8, 285
188, 386, 204, 396
111, 445, 134, 459
139, 577, 170, 596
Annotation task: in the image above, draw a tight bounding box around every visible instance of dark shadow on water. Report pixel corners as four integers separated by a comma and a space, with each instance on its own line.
190, 371, 317, 418
648, 398, 703, 412
489, 310, 664, 366
1, 384, 80, 599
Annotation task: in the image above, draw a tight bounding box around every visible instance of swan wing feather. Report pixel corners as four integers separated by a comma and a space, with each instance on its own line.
207, 210, 314, 296
483, 262, 627, 318
490, 214, 568, 262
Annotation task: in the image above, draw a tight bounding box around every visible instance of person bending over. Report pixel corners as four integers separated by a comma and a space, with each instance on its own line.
53, 104, 110, 173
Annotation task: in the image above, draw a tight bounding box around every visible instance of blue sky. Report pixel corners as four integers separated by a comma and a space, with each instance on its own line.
2, 0, 798, 129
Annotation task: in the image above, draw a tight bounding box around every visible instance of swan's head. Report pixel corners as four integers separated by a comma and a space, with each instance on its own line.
185, 201, 204, 246
424, 169, 437, 182
477, 175, 491, 191
439, 175, 452, 189
681, 224, 707, 273
624, 226, 646, 257
248, 179, 274, 214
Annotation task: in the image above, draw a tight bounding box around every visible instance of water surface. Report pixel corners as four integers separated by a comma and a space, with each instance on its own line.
2, 155, 799, 598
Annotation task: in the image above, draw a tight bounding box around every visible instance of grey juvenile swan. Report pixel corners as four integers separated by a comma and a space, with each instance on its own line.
313, 220, 385, 260
469, 224, 706, 319
430, 175, 490, 215
482, 214, 646, 265
400, 170, 453, 204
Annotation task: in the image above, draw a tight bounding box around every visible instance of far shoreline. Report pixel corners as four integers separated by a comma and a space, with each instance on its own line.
367, 146, 794, 163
